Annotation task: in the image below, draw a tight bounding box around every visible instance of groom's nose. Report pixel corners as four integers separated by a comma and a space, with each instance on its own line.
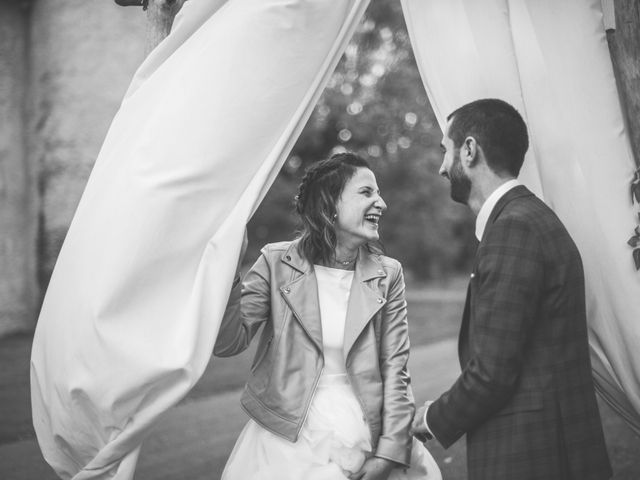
439, 162, 449, 178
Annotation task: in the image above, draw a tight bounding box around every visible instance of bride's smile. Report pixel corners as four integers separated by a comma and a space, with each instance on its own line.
334, 167, 387, 251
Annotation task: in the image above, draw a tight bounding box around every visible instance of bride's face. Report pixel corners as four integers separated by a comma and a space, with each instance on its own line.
333, 168, 386, 248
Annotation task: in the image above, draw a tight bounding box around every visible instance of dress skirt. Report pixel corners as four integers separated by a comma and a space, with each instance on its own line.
221, 374, 441, 480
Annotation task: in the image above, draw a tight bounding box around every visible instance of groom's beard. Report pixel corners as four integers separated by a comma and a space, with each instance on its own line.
449, 156, 472, 204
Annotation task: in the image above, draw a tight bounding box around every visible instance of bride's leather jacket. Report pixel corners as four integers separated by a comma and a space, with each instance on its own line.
214, 240, 414, 467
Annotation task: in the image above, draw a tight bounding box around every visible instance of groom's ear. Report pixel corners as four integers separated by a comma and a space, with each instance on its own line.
462, 136, 478, 166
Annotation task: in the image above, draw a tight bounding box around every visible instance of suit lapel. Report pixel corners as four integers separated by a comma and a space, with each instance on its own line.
459, 185, 534, 364
343, 249, 387, 358
459, 186, 533, 365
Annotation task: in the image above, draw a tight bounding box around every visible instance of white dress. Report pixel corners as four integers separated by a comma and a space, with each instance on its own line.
221, 265, 441, 480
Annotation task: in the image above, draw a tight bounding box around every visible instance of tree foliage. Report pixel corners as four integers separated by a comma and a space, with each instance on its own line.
247, 0, 475, 279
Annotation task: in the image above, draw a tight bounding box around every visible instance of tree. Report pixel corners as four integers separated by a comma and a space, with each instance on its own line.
248, 0, 475, 279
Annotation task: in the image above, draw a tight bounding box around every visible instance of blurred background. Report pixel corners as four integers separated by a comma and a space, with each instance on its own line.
245, 1, 475, 279
0, 1, 637, 479
0, 0, 475, 343
1, 0, 477, 340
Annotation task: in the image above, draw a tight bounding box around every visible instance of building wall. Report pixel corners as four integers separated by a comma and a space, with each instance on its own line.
0, 0, 147, 336
28, 0, 146, 297
0, 2, 34, 336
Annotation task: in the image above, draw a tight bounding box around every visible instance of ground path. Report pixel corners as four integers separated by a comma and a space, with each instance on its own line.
2, 281, 638, 479
0, 339, 466, 480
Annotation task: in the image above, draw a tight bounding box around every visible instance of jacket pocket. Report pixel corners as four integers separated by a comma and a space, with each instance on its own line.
251, 335, 273, 373
494, 391, 544, 416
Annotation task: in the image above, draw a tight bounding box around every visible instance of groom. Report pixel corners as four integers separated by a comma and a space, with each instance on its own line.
411, 99, 612, 479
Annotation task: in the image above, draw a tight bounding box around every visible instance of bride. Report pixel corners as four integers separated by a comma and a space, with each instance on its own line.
214, 152, 441, 479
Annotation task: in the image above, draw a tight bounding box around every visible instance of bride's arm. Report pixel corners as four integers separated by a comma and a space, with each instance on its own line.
213, 247, 272, 357
374, 261, 414, 468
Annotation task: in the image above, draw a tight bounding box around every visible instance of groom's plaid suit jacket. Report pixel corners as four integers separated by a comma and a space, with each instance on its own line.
427, 186, 611, 480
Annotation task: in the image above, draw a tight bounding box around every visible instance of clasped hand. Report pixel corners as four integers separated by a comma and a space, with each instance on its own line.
409, 400, 433, 443
348, 457, 395, 480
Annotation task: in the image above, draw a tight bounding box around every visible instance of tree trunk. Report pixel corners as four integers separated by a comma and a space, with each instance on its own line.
607, 0, 640, 168
145, 0, 187, 53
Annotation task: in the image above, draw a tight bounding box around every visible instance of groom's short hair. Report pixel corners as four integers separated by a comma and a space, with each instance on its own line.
447, 98, 529, 177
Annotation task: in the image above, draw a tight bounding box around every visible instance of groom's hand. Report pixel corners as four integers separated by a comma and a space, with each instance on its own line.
348, 457, 395, 480
410, 400, 433, 443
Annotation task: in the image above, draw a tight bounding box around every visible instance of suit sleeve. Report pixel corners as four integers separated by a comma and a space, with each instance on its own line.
427, 217, 543, 448
213, 248, 271, 357
375, 264, 414, 467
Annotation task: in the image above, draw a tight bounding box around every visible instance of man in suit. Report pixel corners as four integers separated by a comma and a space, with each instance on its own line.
411, 98, 612, 479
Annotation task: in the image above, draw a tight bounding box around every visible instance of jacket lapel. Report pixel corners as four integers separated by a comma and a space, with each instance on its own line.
343, 248, 387, 358
460, 185, 533, 363
279, 243, 323, 352
459, 187, 533, 365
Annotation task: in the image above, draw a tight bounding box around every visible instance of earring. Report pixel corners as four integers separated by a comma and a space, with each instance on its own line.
332, 213, 337, 223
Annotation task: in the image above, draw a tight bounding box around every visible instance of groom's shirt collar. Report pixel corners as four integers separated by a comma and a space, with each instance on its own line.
475, 179, 521, 241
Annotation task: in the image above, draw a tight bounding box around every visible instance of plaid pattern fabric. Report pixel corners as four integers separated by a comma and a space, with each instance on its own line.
428, 186, 612, 480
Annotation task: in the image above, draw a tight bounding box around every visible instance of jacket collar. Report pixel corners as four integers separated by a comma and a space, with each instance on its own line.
281, 240, 310, 274
475, 179, 520, 240
280, 239, 387, 356
281, 239, 386, 282
482, 185, 533, 241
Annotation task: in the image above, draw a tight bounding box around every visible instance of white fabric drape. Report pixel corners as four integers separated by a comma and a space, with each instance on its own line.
30, 1, 369, 479
401, 0, 640, 433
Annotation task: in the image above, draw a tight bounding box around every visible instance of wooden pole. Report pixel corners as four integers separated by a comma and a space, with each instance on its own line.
607, 0, 640, 169
144, 0, 186, 53
606, 0, 640, 269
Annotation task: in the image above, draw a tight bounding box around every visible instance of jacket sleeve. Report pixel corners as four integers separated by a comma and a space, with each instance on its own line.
427, 216, 543, 448
213, 249, 271, 357
375, 263, 414, 467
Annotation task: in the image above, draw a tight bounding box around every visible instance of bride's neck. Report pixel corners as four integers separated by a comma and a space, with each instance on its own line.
321, 244, 358, 270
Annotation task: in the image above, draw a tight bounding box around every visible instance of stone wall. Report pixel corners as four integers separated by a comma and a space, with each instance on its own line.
0, 0, 146, 336
0, 1, 34, 336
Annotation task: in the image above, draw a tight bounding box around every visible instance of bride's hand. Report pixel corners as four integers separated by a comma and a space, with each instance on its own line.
348, 457, 395, 480
236, 228, 248, 271
231, 228, 248, 288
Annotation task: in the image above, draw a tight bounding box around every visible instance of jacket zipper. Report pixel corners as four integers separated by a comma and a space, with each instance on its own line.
345, 358, 371, 442
352, 385, 372, 441
296, 365, 324, 439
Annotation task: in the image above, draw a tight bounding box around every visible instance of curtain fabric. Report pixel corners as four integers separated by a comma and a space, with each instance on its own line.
401, 0, 640, 434
30, 1, 369, 479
